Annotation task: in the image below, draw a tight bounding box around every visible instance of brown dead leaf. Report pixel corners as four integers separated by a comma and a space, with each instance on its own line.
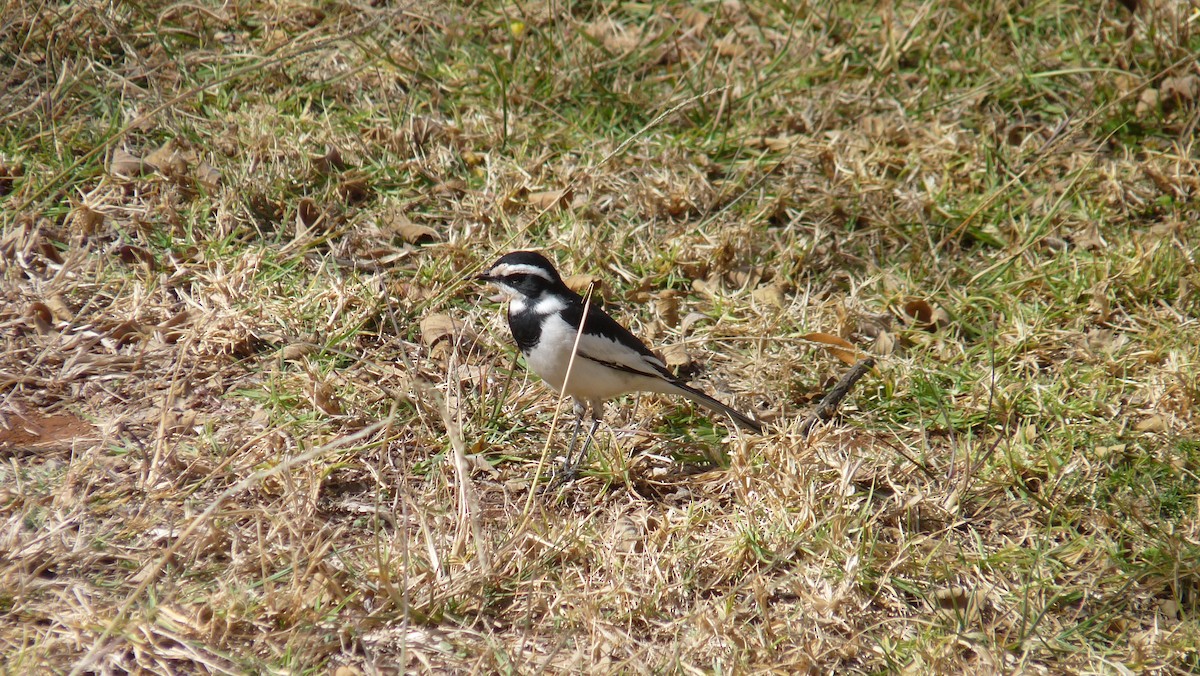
313, 380, 343, 416
455, 364, 490, 388
727, 267, 763, 288
157, 309, 190, 343
421, 313, 459, 347
1040, 236, 1069, 252
108, 319, 143, 348
527, 189, 572, 210
691, 277, 719, 300
117, 244, 157, 269
280, 343, 316, 361
195, 162, 221, 191
1071, 223, 1106, 250
681, 311, 710, 334
110, 148, 146, 177
360, 247, 405, 263
37, 238, 63, 264
434, 179, 467, 196
903, 299, 934, 325
391, 281, 433, 302
43, 293, 72, 321
871, 330, 895, 356
564, 274, 602, 296
420, 313, 475, 359
659, 343, 692, 369
1085, 328, 1125, 354
70, 205, 106, 236
653, 291, 681, 327
902, 299, 950, 331
296, 197, 324, 231
1136, 88, 1160, 117
379, 206, 439, 244
800, 332, 863, 366
745, 135, 796, 152
144, 140, 191, 177
930, 307, 951, 330
1135, 415, 1167, 433
715, 37, 746, 58
337, 176, 371, 204
463, 448, 499, 478
675, 6, 709, 31
311, 144, 348, 174
161, 408, 198, 437
933, 586, 970, 610
28, 302, 55, 334
932, 586, 981, 625
751, 282, 787, 308
409, 116, 445, 151
585, 20, 641, 54
1161, 75, 1199, 106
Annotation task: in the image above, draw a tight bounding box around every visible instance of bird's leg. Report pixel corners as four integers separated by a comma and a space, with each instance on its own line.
560, 399, 587, 478
563, 402, 602, 479
558, 400, 603, 482
580, 402, 602, 464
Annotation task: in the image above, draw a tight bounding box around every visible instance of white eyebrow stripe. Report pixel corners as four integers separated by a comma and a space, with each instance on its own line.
491, 263, 555, 282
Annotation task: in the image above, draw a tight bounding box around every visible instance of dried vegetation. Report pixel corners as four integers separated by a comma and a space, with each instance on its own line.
2, 0, 1199, 672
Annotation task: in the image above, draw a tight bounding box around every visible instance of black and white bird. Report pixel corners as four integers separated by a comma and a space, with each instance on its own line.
478, 250, 762, 477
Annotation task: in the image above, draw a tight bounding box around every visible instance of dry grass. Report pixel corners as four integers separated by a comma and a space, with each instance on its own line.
3, 0, 1200, 672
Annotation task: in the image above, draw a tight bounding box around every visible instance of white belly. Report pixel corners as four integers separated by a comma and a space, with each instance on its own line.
525, 347, 643, 399
523, 314, 668, 401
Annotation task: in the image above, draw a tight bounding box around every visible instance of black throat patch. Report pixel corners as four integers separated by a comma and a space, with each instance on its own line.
507, 304, 545, 353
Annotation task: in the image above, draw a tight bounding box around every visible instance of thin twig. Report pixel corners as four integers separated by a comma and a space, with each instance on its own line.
799, 357, 876, 438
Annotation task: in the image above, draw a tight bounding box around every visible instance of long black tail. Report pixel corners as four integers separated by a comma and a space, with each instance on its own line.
673, 381, 764, 434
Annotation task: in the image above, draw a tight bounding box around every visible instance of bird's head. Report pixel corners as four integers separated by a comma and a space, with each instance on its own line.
477, 251, 566, 302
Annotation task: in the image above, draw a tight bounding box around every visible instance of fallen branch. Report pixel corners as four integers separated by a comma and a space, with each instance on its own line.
799, 357, 876, 438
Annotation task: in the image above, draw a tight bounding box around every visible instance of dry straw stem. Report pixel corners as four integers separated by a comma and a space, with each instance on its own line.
436, 343, 491, 575
939, 49, 1200, 255
523, 278, 598, 503
70, 418, 393, 675
8, 12, 392, 215
465, 85, 729, 279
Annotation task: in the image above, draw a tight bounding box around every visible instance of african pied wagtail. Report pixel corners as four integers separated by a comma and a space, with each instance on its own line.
478, 251, 763, 477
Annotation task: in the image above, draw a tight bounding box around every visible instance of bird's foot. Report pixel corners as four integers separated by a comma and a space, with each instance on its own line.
546, 461, 581, 491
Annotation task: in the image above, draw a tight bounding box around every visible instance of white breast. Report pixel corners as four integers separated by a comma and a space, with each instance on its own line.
522, 314, 673, 401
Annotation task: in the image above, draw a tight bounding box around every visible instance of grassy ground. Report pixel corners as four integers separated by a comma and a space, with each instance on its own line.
3, 0, 1199, 672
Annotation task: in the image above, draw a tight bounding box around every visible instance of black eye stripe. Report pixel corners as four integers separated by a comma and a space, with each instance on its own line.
505, 273, 545, 284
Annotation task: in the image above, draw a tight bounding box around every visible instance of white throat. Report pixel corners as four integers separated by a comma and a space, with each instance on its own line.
532, 295, 568, 315
510, 294, 567, 316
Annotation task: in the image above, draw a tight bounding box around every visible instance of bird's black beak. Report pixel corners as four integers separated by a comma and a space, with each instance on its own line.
477, 270, 509, 303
